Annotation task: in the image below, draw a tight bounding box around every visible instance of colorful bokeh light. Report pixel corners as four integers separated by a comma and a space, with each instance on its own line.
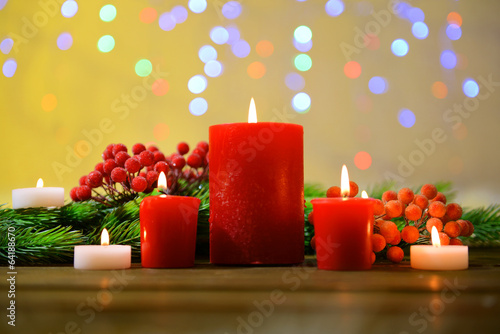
294, 54, 312, 72
97, 35, 115, 53
463, 79, 479, 98
152, 79, 169, 96
222, 1, 242, 19
189, 97, 208, 116
100, 4, 117, 22
199, 45, 217, 63
391, 39, 409, 57
256, 40, 274, 58
159, 12, 176, 31
231, 40, 251, 58
2, 58, 16, 77
368, 76, 388, 94
431, 81, 448, 99
1, 38, 14, 54
135, 59, 153, 77
293, 39, 313, 52
226, 26, 240, 45
41, 93, 58, 112
171, 5, 188, 24
412, 22, 429, 39
204, 60, 223, 77
210, 26, 229, 45
447, 12, 462, 27
247, 61, 266, 79
325, 0, 344, 17
364, 34, 380, 50
344, 61, 361, 79
398, 109, 416, 128
153, 123, 170, 141
440, 50, 457, 69
292, 92, 311, 113
61, 0, 78, 18
139, 7, 157, 24
285, 73, 305, 91
188, 0, 207, 14
57, 32, 73, 50
294, 26, 312, 44
354, 151, 372, 170
446, 24, 462, 41
188, 75, 208, 94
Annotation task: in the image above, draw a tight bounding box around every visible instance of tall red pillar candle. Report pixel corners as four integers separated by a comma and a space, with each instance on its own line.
310, 166, 374, 270
140, 173, 201, 268
209, 99, 304, 265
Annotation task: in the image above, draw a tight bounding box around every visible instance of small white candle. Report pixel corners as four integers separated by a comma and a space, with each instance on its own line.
74, 229, 131, 270
411, 226, 468, 270
12, 178, 64, 209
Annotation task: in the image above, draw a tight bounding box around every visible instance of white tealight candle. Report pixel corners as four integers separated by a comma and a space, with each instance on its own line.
12, 178, 64, 209
411, 226, 468, 270
74, 229, 131, 270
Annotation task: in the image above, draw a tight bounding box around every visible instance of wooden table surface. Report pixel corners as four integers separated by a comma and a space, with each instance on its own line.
2, 248, 500, 334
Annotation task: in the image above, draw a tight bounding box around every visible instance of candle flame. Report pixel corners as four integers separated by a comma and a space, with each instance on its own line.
101, 228, 110, 246
36, 178, 44, 188
361, 190, 369, 198
431, 226, 441, 248
340, 165, 350, 198
248, 97, 257, 123
158, 171, 167, 190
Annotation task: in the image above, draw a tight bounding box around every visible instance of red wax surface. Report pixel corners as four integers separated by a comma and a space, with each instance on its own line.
209, 122, 304, 265
311, 198, 374, 271
140, 195, 200, 268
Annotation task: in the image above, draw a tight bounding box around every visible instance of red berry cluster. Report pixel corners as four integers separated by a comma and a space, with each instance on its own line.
70, 141, 209, 205
308, 183, 474, 264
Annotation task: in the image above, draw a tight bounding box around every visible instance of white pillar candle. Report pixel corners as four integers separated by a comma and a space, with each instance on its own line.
74, 229, 131, 270
410, 226, 468, 270
12, 178, 64, 209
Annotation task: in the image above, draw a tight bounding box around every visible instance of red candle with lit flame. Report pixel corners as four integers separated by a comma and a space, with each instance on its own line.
209, 98, 304, 265
311, 165, 374, 270
140, 172, 201, 268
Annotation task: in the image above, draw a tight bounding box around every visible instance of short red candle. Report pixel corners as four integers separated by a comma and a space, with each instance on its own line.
311, 197, 374, 270
140, 194, 201, 268
209, 120, 304, 265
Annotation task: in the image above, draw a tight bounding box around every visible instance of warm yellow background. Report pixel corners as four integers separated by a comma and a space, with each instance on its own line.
1, 0, 499, 207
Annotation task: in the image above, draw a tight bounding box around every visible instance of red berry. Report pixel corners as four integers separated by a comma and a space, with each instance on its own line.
387, 246, 404, 263
385, 200, 404, 218
412, 194, 429, 211
382, 190, 397, 203
380, 221, 399, 243
154, 161, 169, 174
171, 154, 186, 169
401, 225, 419, 244
103, 159, 117, 175
438, 232, 450, 245
105, 144, 115, 158
431, 192, 447, 204
79, 175, 87, 186
110, 167, 127, 183
445, 203, 463, 220
373, 199, 385, 215
349, 181, 359, 197
449, 238, 463, 246
307, 211, 314, 225
125, 157, 141, 174
86, 171, 103, 188
132, 143, 146, 155
426, 218, 443, 233
389, 231, 401, 245
444, 221, 461, 238
371, 234, 386, 252
397, 188, 414, 205
187, 154, 202, 168
326, 186, 341, 198
428, 201, 446, 218
420, 184, 438, 200
115, 151, 131, 167
192, 147, 206, 158
70, 187, 79, 201
76, 185, 92, 201
153, 151, 165, 163
138, 150, 155, 167
102, 149, 112, 161
405, 204, 422, 221
112, 143, 127, 156
311, 236, 316, 250
464, 221, 474, 237
177, 142, 190, 155
131, 176, 147, 192
456, 220, 470, 237
146, 171, 159, 187
147, 145, 159, 152
197, 141, 209, 153
95, 162, 105, 175
371, 252, 376, 264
